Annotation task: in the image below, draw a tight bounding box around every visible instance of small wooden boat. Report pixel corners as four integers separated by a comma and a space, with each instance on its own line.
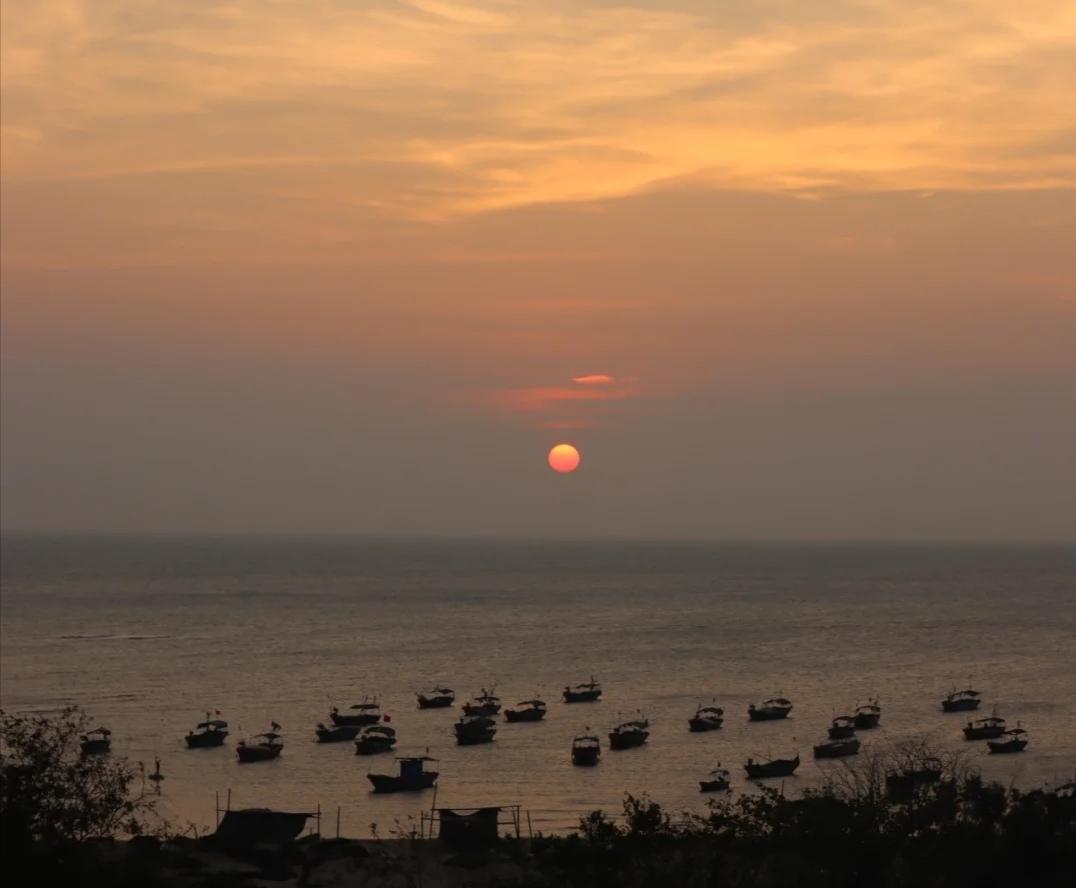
699, 766, 732, 792
454, 715, 497, 745
828, 715, 856, 739
571, 733, 601, 766
236, 729, 283, 763
368, 755, 439, 793
941, 688, 981, 712
563, 677, 602, 703
504, 699, 547, 722
886, 756, 943, 799
417, 687, 455, 709
988, 726, 1028, 754
461, 689, 501, 717
330, 700, 382, 727
608, 718, 649, 750
963, 714, 1006, 740
853, 699, 881, 729
355, 724, 397, 755
745, 754, 799, 779
748, 697, 793, 721
315, 723, 361, 743
813, 737, 861, 759
688, 703, 724, 732
185, 715, 229, 748
80, 727, 112, 756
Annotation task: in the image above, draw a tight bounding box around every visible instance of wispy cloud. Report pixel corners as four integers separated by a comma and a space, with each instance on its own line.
2, 0, 1073, 232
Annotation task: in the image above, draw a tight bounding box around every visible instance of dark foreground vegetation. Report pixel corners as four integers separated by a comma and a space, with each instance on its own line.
2, 708, 1074, 886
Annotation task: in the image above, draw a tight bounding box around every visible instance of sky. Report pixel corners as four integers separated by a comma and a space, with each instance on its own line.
2, 0, 1075, 540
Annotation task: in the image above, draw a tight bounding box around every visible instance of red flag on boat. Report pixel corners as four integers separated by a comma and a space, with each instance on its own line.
383, 714, 391, 723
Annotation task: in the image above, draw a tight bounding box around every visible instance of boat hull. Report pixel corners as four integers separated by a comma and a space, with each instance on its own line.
455, 731, 496, 745
572, 749, 600, 766
964, 726, 1005, 740
564, 690, 602, 703
689, 718, 723, 732
813, 739, 861, 759
316, 726, 360, 743
237, 745, 282, 763
331, 713, 381, 727
699, 779, 731, 792
355, 738, 397, 755
417, 696, 453, 709
942, 699, 980, 713
828, 725, 856, 739
80, 740, 111, 756
462, 703, 500, 717
853, 714, 880, 730
987, 739, 1028, 754
745, 757, 799, 779
504, 708, 545, 723
368, 772, 439, 793
748, 709, 791, 721
608, 731, 649, 750
186, 731, 228, 748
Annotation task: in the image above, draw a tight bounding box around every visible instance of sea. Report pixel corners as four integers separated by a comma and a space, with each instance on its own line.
2, 533, 1074, 837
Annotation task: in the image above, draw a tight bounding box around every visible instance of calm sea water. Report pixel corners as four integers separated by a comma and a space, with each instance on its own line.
2, 534, 1074, 836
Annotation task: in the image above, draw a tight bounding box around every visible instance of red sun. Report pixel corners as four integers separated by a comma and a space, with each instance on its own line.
548, 443, 581, 473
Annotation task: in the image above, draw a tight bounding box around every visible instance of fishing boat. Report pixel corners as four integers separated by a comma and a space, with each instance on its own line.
504, 699, 547, 722
563, 677, 602, 703
329, 700, 382, 727
355, 724, 397, 755
828, 715, 856, 739
886, 756, 943, 799
368, 755, 439, 793
963, 714, 1006, 740
745, 754, 799, 779
417, 687, 455, 709
699, 766, 732, 792
236, 727, 283, 763
315, 723, 361, 743
748, 697, 793, 721
988, 726, 1028, 754
813, 737, 861, 759
454, 715, 497, 745
853, 699, 881, 729
941, 688, 981, 712
80, 727, 112, 756
571, 733, 601, 766
185, 715, 229, 748
608, 717, 649, 750
461, 689, 501, 717
688, 703, 724, 732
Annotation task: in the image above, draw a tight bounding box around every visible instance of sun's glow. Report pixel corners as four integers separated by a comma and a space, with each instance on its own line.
548, 443, 581, 473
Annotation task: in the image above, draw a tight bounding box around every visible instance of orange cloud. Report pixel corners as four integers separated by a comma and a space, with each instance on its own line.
572, 373, 617, 385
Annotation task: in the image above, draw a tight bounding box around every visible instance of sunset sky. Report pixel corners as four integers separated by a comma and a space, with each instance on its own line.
2, 0, 1074, 539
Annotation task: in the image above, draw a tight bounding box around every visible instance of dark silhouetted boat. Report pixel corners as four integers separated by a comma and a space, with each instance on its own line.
330, 700, 382, 726
355, 724, 397, 754
813, 737, 861, 758
236, 726, 283, 763
748, 697, 793, 721
563, 677, 602, 703
80, 727, 112, 756
828, 715, 856, 739
417, 687, 455, 709
186, 715, 228, 748
504, 699, 547, 722
941, 688, 981, 712
988, 726, 1028, 754
699, 766, 732, 792
571, 733, 601, 766
853, 699, 881, 729
368, 755, 439, 793
688, 703, 724, 732
886, 756, 943, 799
608, 717, 649, 750
461, 689, 501, 717
745, 754, 799, 778
963, 713, 1006, 740
454, 715, 497, 745
315, 723, 361, 743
